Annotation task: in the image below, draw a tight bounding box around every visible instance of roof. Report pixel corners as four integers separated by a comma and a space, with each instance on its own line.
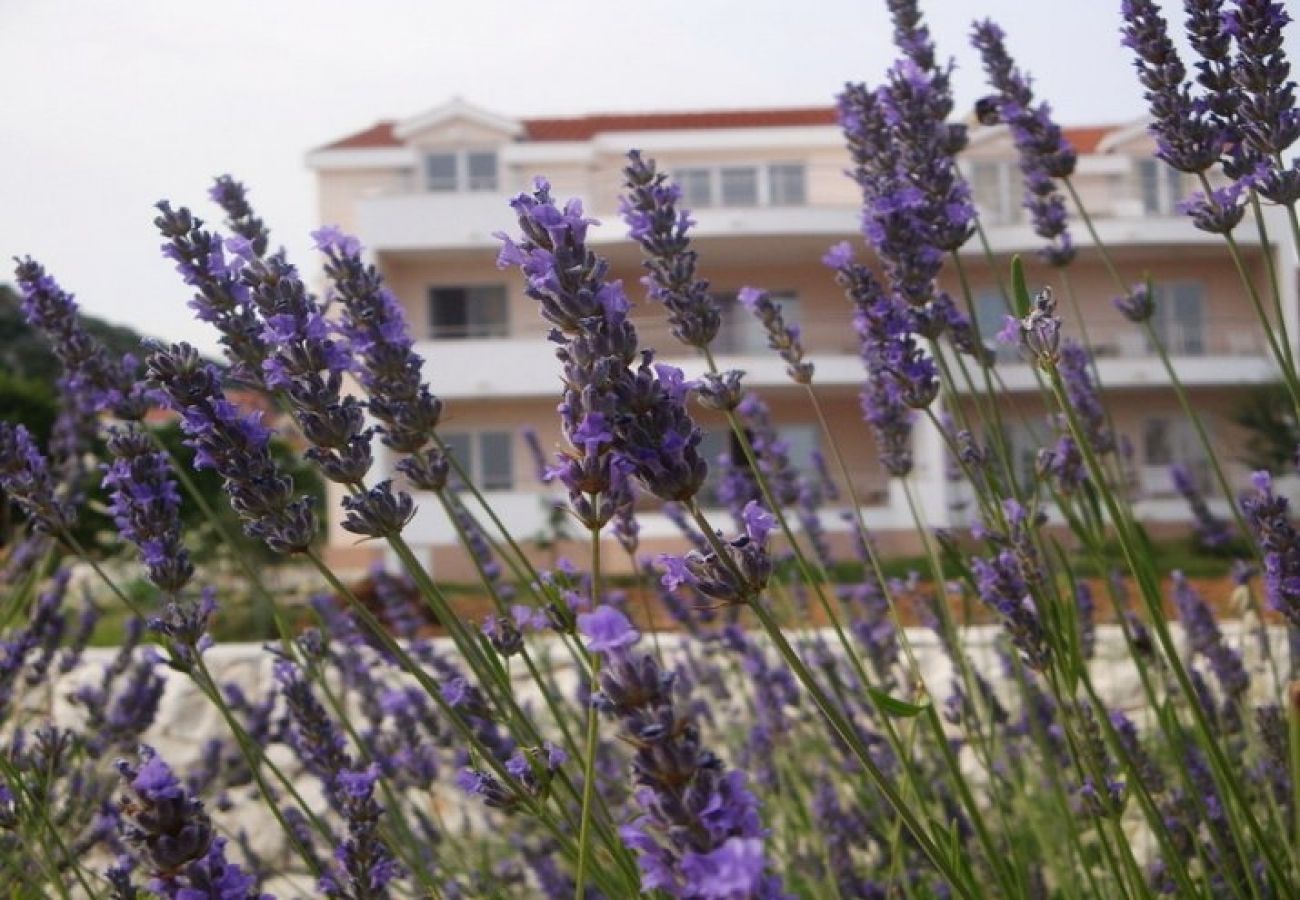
315, 107, 1119, 154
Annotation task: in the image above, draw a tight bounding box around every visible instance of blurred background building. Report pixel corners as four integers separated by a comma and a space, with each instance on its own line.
309, 99, 1296, 578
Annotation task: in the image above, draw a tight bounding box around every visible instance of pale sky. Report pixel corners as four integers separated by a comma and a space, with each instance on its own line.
1, 0, 1283, 354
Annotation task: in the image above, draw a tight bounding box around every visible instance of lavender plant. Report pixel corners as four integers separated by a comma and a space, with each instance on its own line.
3, 1, 1300, 897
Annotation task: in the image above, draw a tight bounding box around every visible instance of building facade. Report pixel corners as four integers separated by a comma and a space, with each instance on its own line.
308, 99, 1297, 579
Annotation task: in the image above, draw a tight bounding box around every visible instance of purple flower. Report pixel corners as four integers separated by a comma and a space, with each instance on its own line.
577, 605, 640, 654
154, 202, 269, 384
1225, 0, 1300, 159
209, 174, 270, 258
319, 764, 403, 898
0, 423, 74, 533
115, 745, 214, 875
1177, 182, 1247, 234
619, 150, 720, 349
1121, 0, 1229, 174
1058, 340, 1113, 454
741, 501, 775, 544
1170, 463, 1235, 549
681, 837, 768, 899
970, 19, 1077, 266
103, 426, 194, 594
1113, 284, 1155, 323
311, 224, 362, 257
736, 286, 814, 384
147, 343, 316, 554
13, 257, 149, 419
1241, 470, 1300, 628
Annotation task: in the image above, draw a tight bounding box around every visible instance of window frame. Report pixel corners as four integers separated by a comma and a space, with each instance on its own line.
441, 430, 515, 492
767, 162, 807, 206
421, 148, 500, 193
427, 284, 510, 340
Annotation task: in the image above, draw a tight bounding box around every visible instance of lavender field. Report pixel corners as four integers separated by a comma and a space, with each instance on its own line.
3, 1, 1300, 898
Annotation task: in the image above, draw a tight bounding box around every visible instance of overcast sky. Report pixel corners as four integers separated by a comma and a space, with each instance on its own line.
1, 1, 1286, 354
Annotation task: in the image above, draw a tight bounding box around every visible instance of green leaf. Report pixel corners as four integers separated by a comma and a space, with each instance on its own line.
1010, 255, 1032, 319
867, 687, 930, 718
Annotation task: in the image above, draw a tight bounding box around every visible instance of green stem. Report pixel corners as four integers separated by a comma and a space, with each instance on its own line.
574, 521, 603, 900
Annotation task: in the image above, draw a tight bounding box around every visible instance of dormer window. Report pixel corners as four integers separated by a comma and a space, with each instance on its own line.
424, 153, 459, 191
467, 151, 498, 191
423, 150, 498, 192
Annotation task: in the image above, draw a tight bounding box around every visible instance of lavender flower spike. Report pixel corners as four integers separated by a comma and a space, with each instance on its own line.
1241, 470, 1300, 628
620, 150, 720, 349
115, 745, 214, 876
315, 227, 446, 465
578, 606, 784, 898
13, 256, 149, 420
0, 422, 74, 533
970, 19, 1077, 266
147, 342, 316, 553
209, 175, 270, 258
1120, 0, 1226, 174
738, 286, 814, 384
1170, 463, 1234, 550
103, 426, 194, 594
319, 765, 404, 899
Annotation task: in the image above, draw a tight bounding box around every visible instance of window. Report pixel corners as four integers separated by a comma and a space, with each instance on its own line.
422, 150, 498, 192
428, 285, 509, 339
697, 425, 817, 506
1151, 282, 1206, 355
999, 422, 1043, 494
969, 161, 1019, 225
466, 151, 498, 191
677, 168, 713, 208
711, 291, 801, 354
1137, 159, 1184, 215
1141, 417, 1208, 495
443, 431, 514, 491
424, 152, 459, 192
973, 288, 1017, 359
720, 167, 760, 207
768, 163, 807, 206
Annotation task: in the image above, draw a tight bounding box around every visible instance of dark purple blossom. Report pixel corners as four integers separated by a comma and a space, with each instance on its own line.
103, 426, 194, 594
209, 175, 270, 258
319, 765, 403, 899
12, 257, 150, 419
970, 19, 1078, 265
154, 202, 269, 384
0, 423, 74, 533
825, 242, 938, 476
315, 228, 446, 459
1225, 0, 1300, 159
340, 480, 415, 539
620, 150, 720, 349
1171, 463, 1235, 549
737, 286, 813, 384
1177, 182, 1247, 233
1241, 470, 1300, 628
146, 343, 316, 553
1121, 0, 1229, 174
499, 178, 707, 506
115, 745, 214, 876
585, 604, 781, 897
1172, 572, 1250, 708
1113, 283, 1155, 323
1058, 340, 1113, 454
655, 501, 774, 606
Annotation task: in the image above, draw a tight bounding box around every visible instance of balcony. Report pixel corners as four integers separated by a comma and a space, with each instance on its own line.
979, 318, 1277, 391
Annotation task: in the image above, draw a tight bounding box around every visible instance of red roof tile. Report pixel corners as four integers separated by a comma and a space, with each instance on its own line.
318, 122, 399, 151
315, 108, 1118, 154
522, 107, 839, 140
